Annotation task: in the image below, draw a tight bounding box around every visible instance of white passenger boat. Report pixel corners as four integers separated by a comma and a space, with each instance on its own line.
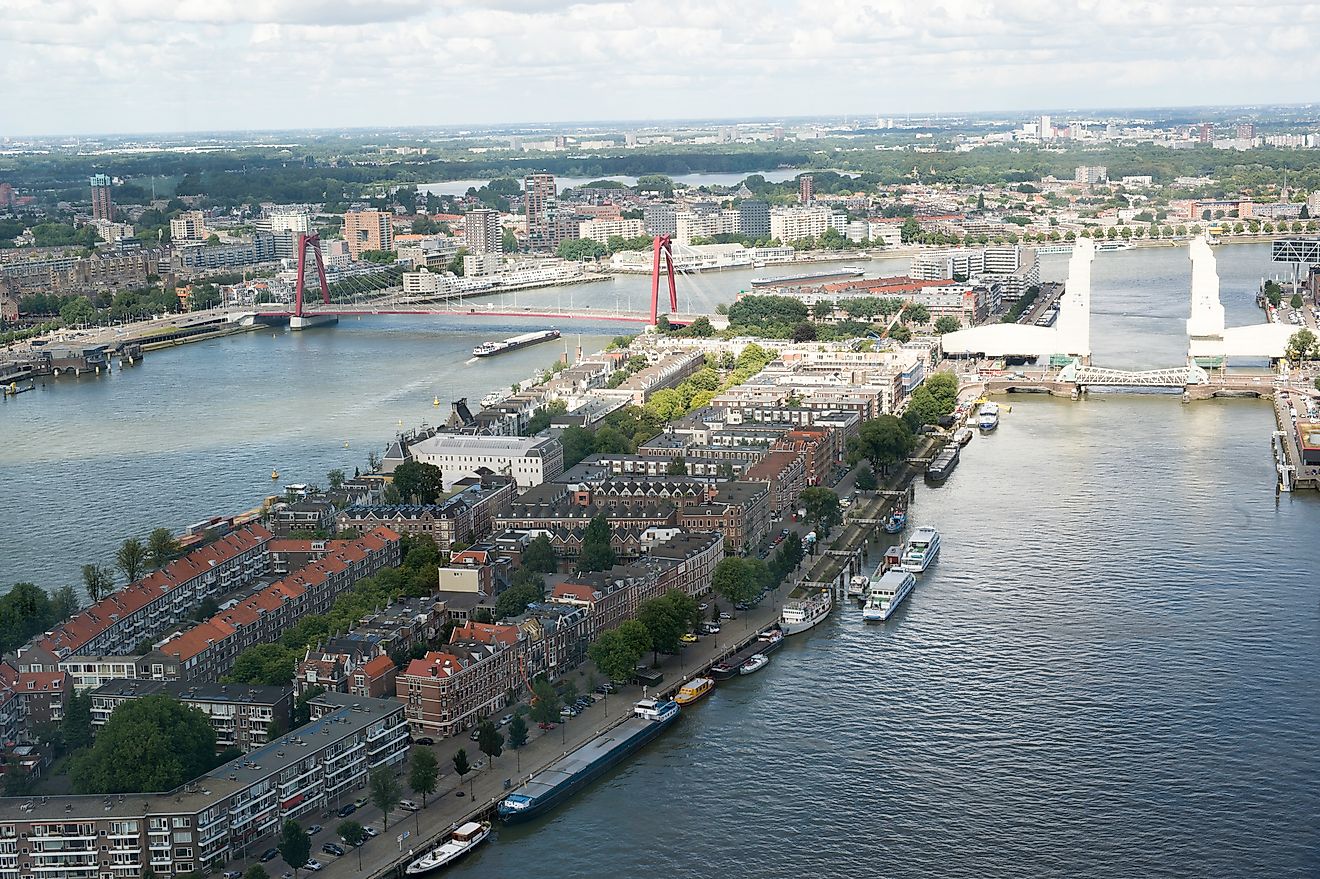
404, 821, 491, 875
978, 402, 1000, 431
780, 588, 833, 635
900, 527, 941, 573
864, 569, 917, 621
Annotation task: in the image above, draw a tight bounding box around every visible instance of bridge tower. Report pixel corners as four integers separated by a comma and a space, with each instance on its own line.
1187, 234, 1226, 340
293, 233, 332, 318
649, 234, 679, 326
1054, 236, 1095, 362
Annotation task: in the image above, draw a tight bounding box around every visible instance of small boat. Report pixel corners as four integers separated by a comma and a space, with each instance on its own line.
954, 428, 974, 446
403, 821, 491, 875
978, 402, 1000, 431
270, 470, 279, 480
847, 574, 869, 599
883, 508, 907, 534
675, 677, 714, 705
755, 627, 785, 653
739, 654, 769, 675
3, 382, 35, 397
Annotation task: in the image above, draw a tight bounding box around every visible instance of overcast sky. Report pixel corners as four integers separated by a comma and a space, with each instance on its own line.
1, 0, 1316, 136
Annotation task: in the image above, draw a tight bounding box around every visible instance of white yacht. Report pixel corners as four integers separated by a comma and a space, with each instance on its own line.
900, 527, 942, 573
978, 402, 1000, 431
404, 822, 491, 875
739, 653, 769, 675
863, 569, 917, 621
780, 589, 833, 635
847, 574, 869, 599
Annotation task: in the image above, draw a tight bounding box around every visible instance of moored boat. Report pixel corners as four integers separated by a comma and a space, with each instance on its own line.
883, 507, 908, 534
780, 588, 833, 636
675, 677, 714, 705
901, 526, 941, 573
954, 427, 974, 446
978, 402, 1000, 431
739, 653, 769, 675
865, 569, 917, 621
847, 574, 869, 599
403, 822, 491, 875
755, 627, 785, 653
926, 445, 960, 483
497, 698, 680, 824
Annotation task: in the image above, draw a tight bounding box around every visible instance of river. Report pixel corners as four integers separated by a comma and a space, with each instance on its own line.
3, 243, 1316, 873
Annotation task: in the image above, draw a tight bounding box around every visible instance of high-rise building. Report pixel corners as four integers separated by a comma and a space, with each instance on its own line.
739, 200, 771, 239
1236, 123, 1256, 140
1198, 123, 1213, 143
643, 203, 677, 237
0, 182, 15, 208
169, 210, 208, 241
798, 175, 815, 205
343, 210, 394, 259
1074, 166, 1108, 185
90, 174, 113, 221
1039, 115, 1053, 140
524, 173, 568, 252
465, 208, 502, 254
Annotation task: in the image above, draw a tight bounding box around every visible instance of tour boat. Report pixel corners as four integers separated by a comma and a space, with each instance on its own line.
403, 822, 491, 875
739, 654, 769, 675
901, 527, 942, 573
978, 402, 1001, 431
675, 677, 714, 705
864, 569, 917, 621
780, 589, 833, 636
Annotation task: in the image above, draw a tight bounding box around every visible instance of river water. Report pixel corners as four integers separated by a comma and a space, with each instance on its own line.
4, 244, 1317, 873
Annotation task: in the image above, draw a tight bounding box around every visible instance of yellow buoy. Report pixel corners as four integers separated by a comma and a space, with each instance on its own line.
271, 470, 279, 480
344, 441, 350, 449
433, 396, 440, 407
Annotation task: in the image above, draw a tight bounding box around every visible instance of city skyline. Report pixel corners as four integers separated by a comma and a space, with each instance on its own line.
1, 0, 1316, 136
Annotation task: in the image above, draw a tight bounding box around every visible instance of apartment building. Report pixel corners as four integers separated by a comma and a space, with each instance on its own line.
674, 481, 771, 551
578, 217, 645, 244
20, 526, 272, 664
57, 652, 183, 691
464, 208, 502, 254
404, 434, 564, 489
744, 450, 807, 516
0, 693, 406, 879
337, 474, 514, 547
770, 206, 831, 242
169, 211, 208, 241
90, 681, 292, 752
343, 210, 394, 259
158, 529, 401, 682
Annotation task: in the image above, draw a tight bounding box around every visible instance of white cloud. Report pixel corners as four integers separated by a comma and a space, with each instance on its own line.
0, 0, 1316, 134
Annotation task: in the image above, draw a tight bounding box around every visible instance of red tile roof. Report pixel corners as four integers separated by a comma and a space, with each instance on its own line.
403, 651, 466, 679
362, 654, 395, 679
551, 582, 601, 604
449, 621, 521, 648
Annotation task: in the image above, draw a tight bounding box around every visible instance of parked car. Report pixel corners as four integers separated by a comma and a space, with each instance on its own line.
259, 848, 280, 862
559, 706, 577, 717
469, 728, 481, 741
499, 714, 514, 727
336, 804, 356, 818
353, 797, 367, 809
538, 721, 556, 730
362, 825, 379, 838
321, 843, 346, 857
680, 632, 698, 643
304, 859, 323, 872
719, 612, 733, 620
398, 799, 420, 812
307, 824, 321, 835
701, 623, 721, 634
413, 736, 434, 746
223, 872, 242, 879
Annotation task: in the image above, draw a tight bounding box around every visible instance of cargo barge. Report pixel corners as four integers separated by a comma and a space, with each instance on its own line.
473, 328, 561, 358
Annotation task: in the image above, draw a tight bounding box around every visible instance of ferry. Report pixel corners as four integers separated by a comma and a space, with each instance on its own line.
978, 402, 1000, 431
739, 654, 769, 675
473, 329, 561, 358
863, 569, 917, 622
926, 445, 960, 483
883, 507, 907, 534
780, 588, 833, 636
498, 698, 680, 824
901, 527, 941, 573
403, 821, 491, 875
674, 677, 714, 706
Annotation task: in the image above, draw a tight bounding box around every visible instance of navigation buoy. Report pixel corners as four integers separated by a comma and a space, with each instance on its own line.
271, 470, 280, 480
344, 441, 350, 449
433, 396, 440, 407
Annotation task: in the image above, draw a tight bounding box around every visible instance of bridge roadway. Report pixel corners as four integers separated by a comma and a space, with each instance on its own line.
976, 367, 1281, 401
235, 303, 727, 329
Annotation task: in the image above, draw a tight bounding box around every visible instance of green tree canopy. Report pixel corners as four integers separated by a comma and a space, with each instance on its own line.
391, 460, 444, 504
477, 720, 504, 766
799, 486, 842, 536
712, 557, 760, 608
277, 820, 311, 876
71, 695, 218, 793
588, 619, 651, 683
507, 714, 529, 750
146, 528, 179, 569
0, 582, 56, 655
522, 534, 558, 573
847, 415, 916, 472
368, 766, 401, 830
529, 680, 561, 726
116, 537, 147, 584
576, 514, 617, 573
225, 643, 297, 686
409, 748, 439, 807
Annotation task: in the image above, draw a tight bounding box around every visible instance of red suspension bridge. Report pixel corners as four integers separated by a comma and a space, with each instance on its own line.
237, 233, 724, 329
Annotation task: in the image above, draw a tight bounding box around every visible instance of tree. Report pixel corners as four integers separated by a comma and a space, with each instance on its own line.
847, 415, 916, 473
799, 486, 842, 536
327, 468, 346, 490
521, 533, 557, 573
62, 689, 94, 751
243, 867, 270, 879
792, 321, 818, 342
1286, 328, 1317, 363
70, 694, 217, 793
81, 564, 114, 603
50, 584, 80, 621
529, 680, 561, 726
712, 557, 759, 610
391, 460, 444, 504
933, 315, 961, 334
116, 538, 147, 584
225, 643, 297, 686
337, 821, 365, 870
576, 514, 617, 572
368, 765, 400, 830
452, 747, 472, 793
507, 715, 528, 766
854, 464, 878, 491
666, 455, 688, 475
1290, 293, 1304, 310
477, 720, 504, 767
903, 303, 930, 324
145, 528, 179, 570
588, 619, 650, 684
277, 819, 311, 878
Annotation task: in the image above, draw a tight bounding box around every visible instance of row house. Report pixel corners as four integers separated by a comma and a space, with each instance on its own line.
675, 481, 771, 552
396, 532, 722, 738
293, 595, 441, 696
160, 528, 400, 682
24, 526, 272, 663
57, 651, 182, 691
336, 475, 513, 551
0, 694, 406, 879
587, 452, 751, 479
772, 426, 840, 486
90, 681, 292, 752
744, 450, 808, 516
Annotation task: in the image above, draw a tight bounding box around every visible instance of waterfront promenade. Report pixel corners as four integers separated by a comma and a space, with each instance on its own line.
230, 586, 800, 879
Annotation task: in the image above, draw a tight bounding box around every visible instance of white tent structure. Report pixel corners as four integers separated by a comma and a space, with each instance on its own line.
941, 237, 1094, 361
1185, 234, 1296, 361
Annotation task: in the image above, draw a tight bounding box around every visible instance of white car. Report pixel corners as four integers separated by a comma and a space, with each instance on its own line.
304, 860, 323, 872
362, 826, 379, 838
398, 799, 420, 812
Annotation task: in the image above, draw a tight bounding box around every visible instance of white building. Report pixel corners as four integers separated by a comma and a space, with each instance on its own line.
170, 210, 208, 241
675, 210, 739, 245
1074, 166, 1108, 185
464, 252, 504, 277
770, 206, 832, 242
406, 434, 564, 489
578, 217, 645, 244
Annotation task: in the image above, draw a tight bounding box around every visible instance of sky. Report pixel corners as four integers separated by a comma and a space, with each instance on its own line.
1, 0, 1318, 136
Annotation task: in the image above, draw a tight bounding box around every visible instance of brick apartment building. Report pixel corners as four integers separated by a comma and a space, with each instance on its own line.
90, 680, 292, 752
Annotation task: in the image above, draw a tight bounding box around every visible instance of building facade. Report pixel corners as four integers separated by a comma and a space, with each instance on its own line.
343, 210, 394, 259
90, 681, 293, 752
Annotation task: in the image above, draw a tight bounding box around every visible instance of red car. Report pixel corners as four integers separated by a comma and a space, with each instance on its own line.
538, 722, 556, 730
